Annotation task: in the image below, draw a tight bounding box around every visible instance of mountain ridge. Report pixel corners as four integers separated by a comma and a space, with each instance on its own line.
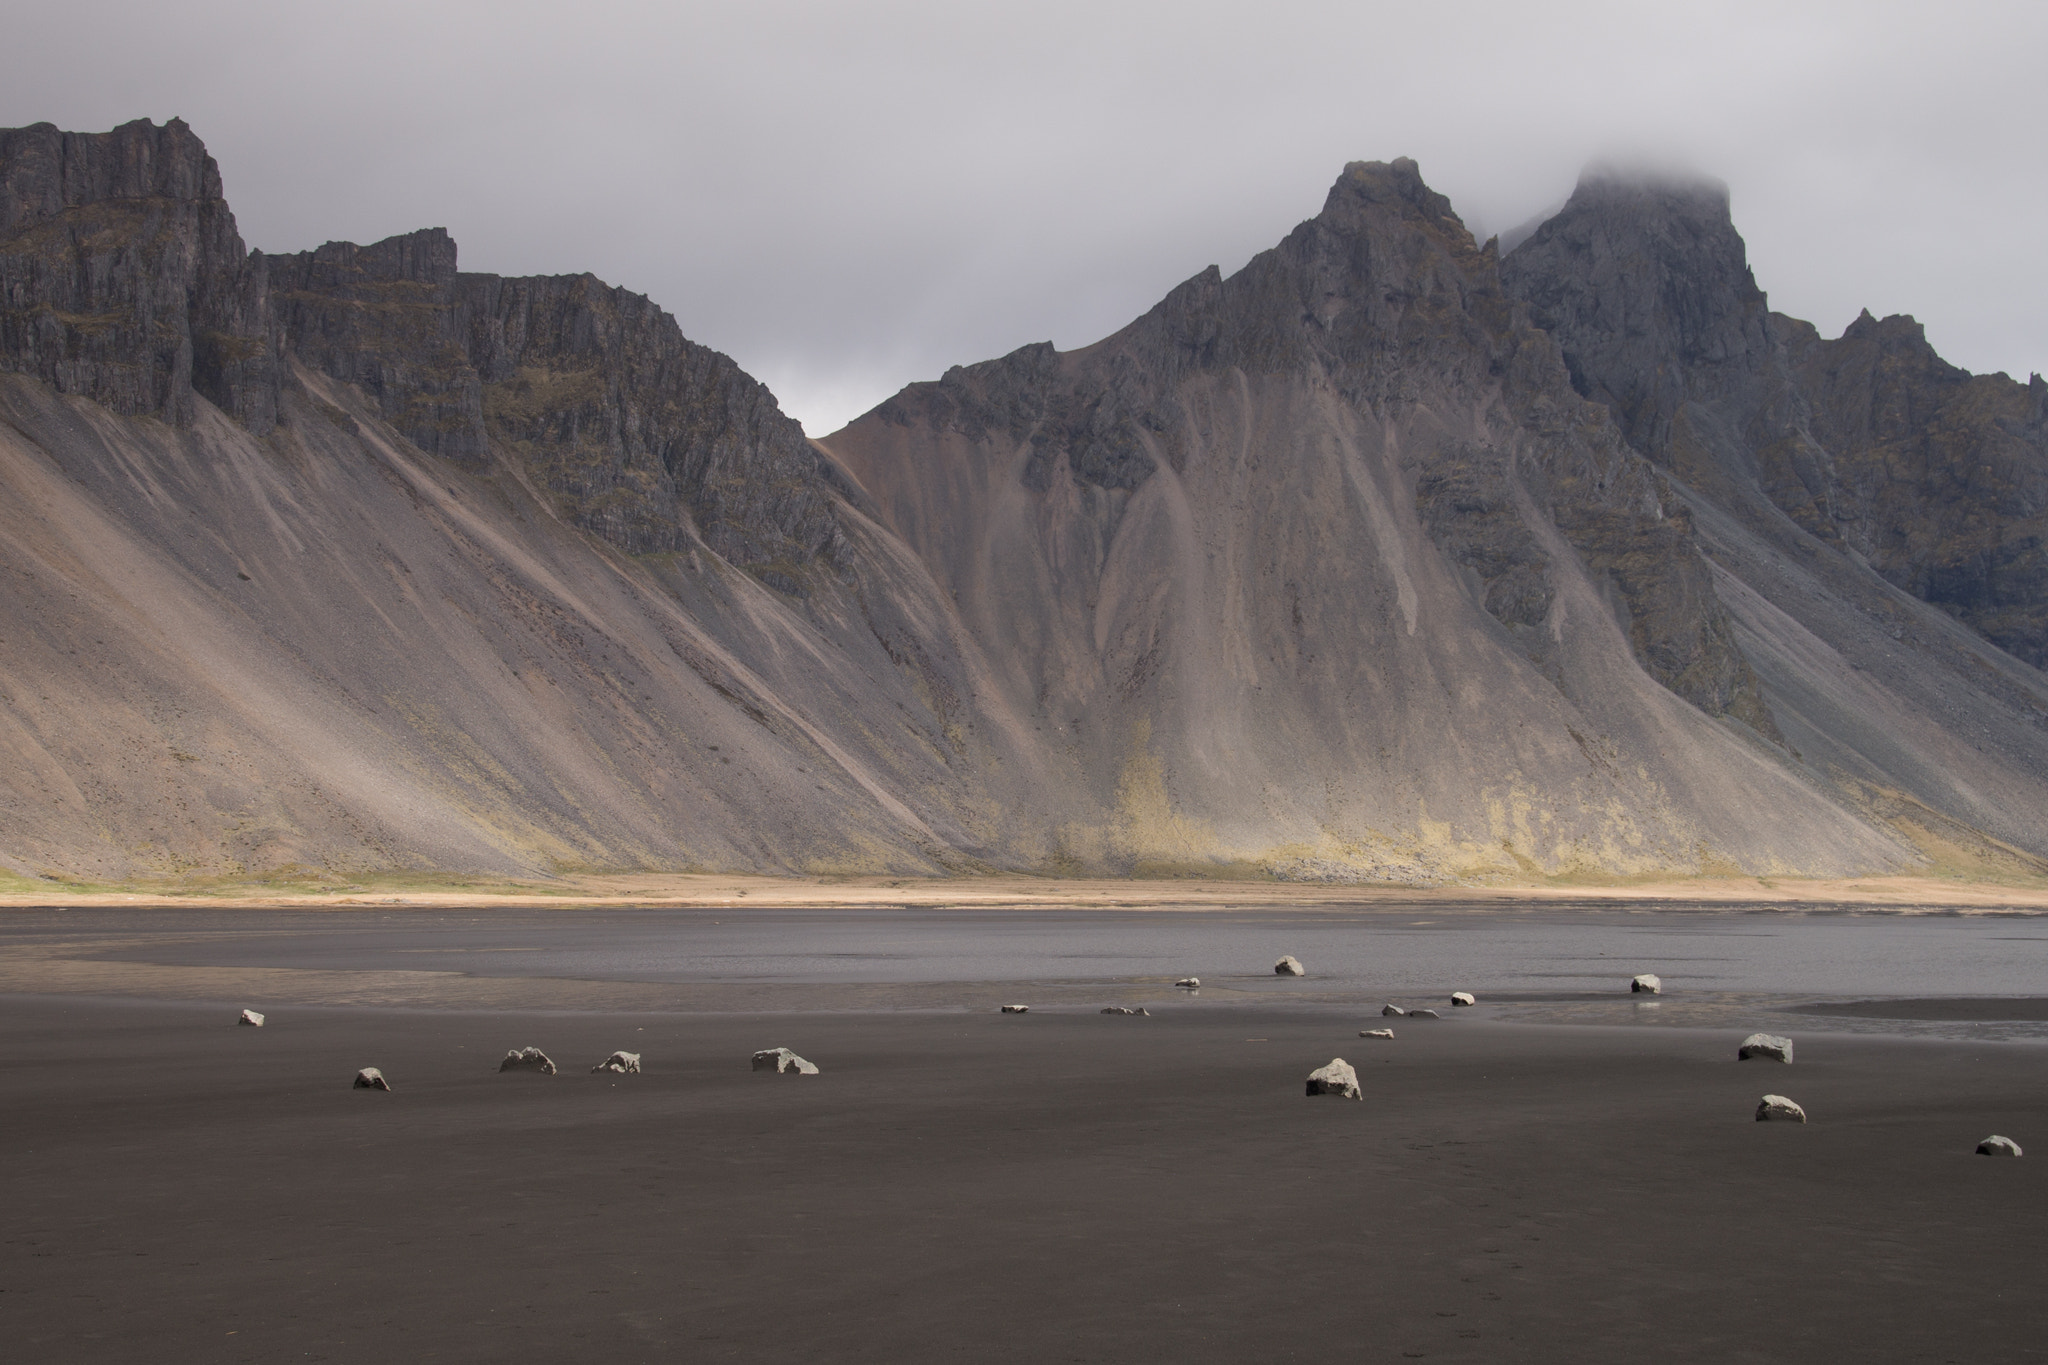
1, 120, 2043, 884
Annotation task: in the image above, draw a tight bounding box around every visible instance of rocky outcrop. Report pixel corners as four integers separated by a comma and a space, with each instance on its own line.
1274, 955, 1305, 976
266, 229, 845, 577
1632, 975, 1662, 994
499, 1047, 557, 1074
591, 1051, 641, 1074
1977, 1135, 2023, 1157
353, 1067, 391, 1090
1787, 313, 2048, 667
238, 1009, 264, 1027
0, 119, 278, 431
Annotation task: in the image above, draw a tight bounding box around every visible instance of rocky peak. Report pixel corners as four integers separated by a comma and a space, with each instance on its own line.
1502, 168, 1771, 456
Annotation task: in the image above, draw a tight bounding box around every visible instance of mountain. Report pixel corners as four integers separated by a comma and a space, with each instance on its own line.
1, 119, 2043, 883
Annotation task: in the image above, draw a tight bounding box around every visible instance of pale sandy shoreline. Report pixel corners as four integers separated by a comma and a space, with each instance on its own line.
4, 870, 2048, 912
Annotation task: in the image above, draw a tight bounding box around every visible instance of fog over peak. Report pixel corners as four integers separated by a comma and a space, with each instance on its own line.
2, 0, 2042, 433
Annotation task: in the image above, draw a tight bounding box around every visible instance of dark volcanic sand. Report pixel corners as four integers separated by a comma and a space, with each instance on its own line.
1787, 997, 2048, 1021
3, 995, 2044, 1363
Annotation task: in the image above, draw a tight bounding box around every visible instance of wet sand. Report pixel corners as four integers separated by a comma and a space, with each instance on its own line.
4, 993, 2044, 1364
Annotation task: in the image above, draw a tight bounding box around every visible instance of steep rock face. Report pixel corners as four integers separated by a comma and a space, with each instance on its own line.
1503, 172, 2048, 671
0, 118, 278, 431
267, 229, 843, 575
1787, 313, 2048, 665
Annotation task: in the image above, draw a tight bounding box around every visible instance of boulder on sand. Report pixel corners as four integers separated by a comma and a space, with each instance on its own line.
1000, 1004, 1030, 1014
591, 1051, 641, 1074
1382, 1004, 1407, 1017
752, 1047, 819, 1075
1409, 1008, 1441, 1020
1175, 977, 1201, 989
499, 1047, 557, 1075
1632, 974, 1662, 994
1738, 1033, 1794, 1063
1359, 1028, 1394, 1039
1977, 1135, 2023, 1157
1275, 956, 1305, 976
352, 1067, 390, 1091
238, 1009, 265, 1027
1306, 1058, 1362, 1100
1450, 992, 1475, 1007
1755, 1094, 1807, 1123
1100, 1006, 1149, 1015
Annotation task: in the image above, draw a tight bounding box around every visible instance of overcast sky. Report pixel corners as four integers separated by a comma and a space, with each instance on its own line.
5, 0, 2042, 434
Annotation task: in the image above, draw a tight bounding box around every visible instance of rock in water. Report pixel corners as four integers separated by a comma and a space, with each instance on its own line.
353, 1068, 390, 1091
1409, 1008, 1441, 1020
1738, 1033, 1794, 1063
1100, 1006, 1149, 1015
238, 1009, 265, 1027
1175, 978, 1201, 989
591, 1051, 641, 1074
1000, 1004, 1030, 1014
1450, 992, 1476, 1007
752, 1047, 819, 1075
1359, 1028, 1395, 1039
1306, 1058, 1362, 1100
1977, 1135, 2023, 1157
1382, 1004, 1407, 1017
1275, 956, 1306, 976
1755, 1094, 1807, 1123
499, 1047, 557, 1075
1632, 974, 1662, 994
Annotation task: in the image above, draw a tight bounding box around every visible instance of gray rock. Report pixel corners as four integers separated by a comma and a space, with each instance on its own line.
752, 1047, 818, 1075
0, 119, 280, 431
1175, 977, 1201, 989
499, 1047, 557, 1075
1738, 1032, 1794, 1063
1977, 1135, 2023, 1157
1632, 974, 1662, 994
1274, 955, 1305, 976
1381, 1004, 1407, 1017
1755, 1094, 1807, 1123
1408, 1008, 1441, 1020
1306, 1058, 1362, 1100
1100, 1006, 1149, 1015
1000, 1004, 1030, 1013
352, 1067, 390, 1091
1359, 1028, 1395, 1039
1450, 992, 1475, 1006
238, 1009, 265, 1027
590, 1051, 641, 1074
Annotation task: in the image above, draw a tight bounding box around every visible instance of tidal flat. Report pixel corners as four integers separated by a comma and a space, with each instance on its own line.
3, 904, 2044, 1362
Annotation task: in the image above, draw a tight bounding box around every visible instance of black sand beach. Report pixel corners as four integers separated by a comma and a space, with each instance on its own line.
5, 988, 2045, 1364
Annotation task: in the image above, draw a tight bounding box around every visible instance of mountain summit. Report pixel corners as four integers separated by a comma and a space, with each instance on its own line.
2, 122, 2044, 882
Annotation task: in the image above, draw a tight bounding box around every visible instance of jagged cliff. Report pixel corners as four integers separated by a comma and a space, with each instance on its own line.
1, 119, 2044, 882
